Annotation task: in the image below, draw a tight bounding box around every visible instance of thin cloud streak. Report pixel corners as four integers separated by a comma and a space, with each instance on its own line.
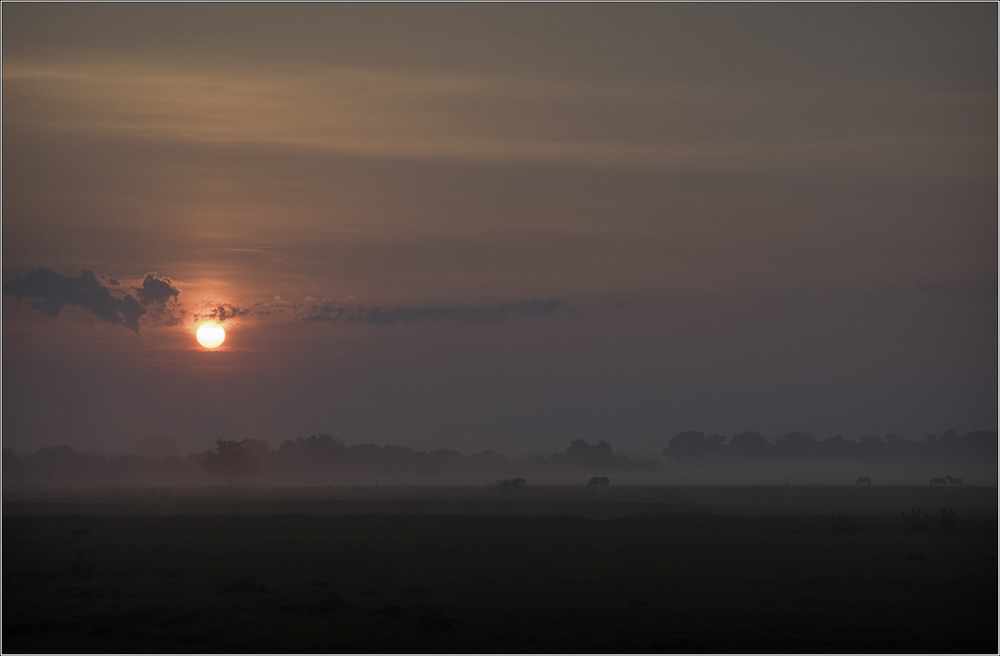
299, 299, 565, 325
6, 58, 988, 173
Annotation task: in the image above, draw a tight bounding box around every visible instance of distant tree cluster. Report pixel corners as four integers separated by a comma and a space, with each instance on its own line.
267, 436, 659, 484
1, 444, 201, 488
663, 430, 997, 472
268, 435, 476, 483
1, 437, 659, 488
2, 430, 994, 488
513, 439, 661, 477
201, 439, 266, 484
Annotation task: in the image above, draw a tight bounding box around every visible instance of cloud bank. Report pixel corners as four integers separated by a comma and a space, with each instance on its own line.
3, 268, 182, 332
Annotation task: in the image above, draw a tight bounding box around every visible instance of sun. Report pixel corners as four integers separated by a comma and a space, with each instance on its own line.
196, 321, 226, 349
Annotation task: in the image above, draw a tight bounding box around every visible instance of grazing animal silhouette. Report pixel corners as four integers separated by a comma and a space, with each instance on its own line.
855, 477, 872, 486
945, 475, 963, 486
929, 477, 948, 486
587, 476, 610, 487
496, 477, 525, 490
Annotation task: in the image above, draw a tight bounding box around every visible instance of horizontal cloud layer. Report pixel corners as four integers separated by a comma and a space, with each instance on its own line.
235, 297, 566, 326
5, 267, 565, 332
299, 298, 565, 325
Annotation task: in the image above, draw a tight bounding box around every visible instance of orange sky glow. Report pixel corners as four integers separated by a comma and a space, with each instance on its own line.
2, 3, 996, 457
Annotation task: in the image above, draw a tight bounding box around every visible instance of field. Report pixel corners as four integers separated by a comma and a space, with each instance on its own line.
3, 485, 997, 653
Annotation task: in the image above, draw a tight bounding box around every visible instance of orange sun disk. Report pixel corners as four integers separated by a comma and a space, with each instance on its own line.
196, 321, 226, 349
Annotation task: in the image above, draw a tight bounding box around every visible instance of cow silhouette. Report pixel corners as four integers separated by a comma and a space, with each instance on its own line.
855, 477, 872, 486
587, 476, 610, 487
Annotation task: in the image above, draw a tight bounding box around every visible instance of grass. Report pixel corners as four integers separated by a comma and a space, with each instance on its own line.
3, 487, 997, 653
4, 481, 997, 515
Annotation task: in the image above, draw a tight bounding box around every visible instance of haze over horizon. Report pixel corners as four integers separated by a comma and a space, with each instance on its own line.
3, 3, 996, 459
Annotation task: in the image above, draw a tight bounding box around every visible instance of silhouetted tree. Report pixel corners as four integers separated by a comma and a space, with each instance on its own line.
465, 449, 511, 476
664, 431, 713, 466
242, 439, 270, 461
817, 434, 854, 460
203, 439, 262, 484
280, 434, 345, 458
273, 434, 345, 480
774, 431, 816, 461
564, 439, 614, 469
728, 431, 770, 460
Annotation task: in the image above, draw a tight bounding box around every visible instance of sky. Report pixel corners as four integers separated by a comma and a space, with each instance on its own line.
2, 2, 996, 458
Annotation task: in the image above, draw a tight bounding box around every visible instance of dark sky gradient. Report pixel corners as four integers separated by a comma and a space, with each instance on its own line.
2, 3, 996, 457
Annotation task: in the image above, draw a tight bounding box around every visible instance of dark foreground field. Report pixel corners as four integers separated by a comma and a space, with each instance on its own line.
3, 486, 997, 653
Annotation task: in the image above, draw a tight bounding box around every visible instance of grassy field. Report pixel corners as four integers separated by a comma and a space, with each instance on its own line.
3, 486, 997, 653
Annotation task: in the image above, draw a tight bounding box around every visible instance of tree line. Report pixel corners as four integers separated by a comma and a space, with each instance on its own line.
1, 437, 661, 488
2, 430, 994, 488
663, 430, 997, 468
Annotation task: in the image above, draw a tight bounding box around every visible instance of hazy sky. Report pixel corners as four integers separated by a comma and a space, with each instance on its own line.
3, 3, 996, 457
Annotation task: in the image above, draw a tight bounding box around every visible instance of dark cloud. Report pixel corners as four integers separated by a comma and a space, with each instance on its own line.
135, 272, 183, 326
194, 303, 251, 323
301, 299, 565, 325
3, 268, 182, 332
135, 272, 180, 305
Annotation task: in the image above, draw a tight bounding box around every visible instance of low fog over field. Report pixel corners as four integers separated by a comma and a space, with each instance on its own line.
3, 430, 995, 490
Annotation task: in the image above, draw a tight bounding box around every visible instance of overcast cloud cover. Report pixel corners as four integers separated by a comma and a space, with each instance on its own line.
2, 3, 996, 457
